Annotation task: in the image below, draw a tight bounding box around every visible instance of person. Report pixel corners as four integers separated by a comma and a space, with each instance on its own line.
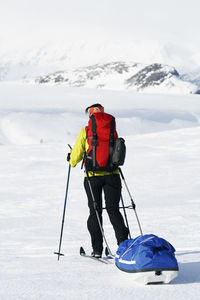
68, 104, 128, 258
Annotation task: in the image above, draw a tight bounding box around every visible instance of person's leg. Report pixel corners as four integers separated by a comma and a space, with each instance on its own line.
104, 175, 128, 245
84, 176, 104, 254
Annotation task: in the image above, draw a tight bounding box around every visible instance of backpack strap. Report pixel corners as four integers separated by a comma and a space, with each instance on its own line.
81, 127, 89, 170
109, 117, 115, 167
90, 115, 97, 168
81, 133, 87, 170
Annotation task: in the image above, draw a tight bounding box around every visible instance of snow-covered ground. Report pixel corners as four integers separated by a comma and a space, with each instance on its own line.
0, 83, 200, 299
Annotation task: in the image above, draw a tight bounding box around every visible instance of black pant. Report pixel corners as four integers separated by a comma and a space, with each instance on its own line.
84, 174, 128, 253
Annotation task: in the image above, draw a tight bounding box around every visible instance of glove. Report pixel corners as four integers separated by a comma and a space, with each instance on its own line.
67, 152, 71, 162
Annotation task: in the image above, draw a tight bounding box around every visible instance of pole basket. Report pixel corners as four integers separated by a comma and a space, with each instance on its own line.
54, 252, 64, 261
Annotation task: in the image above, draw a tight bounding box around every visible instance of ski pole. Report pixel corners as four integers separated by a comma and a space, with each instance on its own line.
119, 168, 143, 236
86, 171, 114, 257
120, 194, 132, 239
54, 145, 72, 260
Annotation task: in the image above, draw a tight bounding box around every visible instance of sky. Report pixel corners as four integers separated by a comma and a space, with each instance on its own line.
0, 0, 200, 73
1, 0, 200, 46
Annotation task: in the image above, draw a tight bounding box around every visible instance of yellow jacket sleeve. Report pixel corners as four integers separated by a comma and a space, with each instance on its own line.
70, 128, 86, 167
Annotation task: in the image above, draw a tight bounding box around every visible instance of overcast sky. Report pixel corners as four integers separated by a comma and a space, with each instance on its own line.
0, 0, 200, 73
0, 0, 200, 47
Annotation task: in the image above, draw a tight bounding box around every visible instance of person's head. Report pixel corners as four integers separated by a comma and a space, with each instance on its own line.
85, 104, 104, 116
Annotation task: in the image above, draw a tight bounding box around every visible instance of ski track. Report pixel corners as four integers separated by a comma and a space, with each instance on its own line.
0, 84, 200, 299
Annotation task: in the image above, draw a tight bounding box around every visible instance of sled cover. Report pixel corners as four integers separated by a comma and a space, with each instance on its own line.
115, 234, 179, 273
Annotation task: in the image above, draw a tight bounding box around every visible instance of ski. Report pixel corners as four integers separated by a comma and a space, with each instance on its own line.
80, 247, 113, 264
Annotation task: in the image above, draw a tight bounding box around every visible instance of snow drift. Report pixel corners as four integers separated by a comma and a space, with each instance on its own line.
0, 83, 200, 299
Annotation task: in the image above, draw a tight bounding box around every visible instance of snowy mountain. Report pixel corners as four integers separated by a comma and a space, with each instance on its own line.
35, 62, 199, 94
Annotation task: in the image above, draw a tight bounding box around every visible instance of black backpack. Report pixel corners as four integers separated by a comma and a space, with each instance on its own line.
112, 137, 126, 167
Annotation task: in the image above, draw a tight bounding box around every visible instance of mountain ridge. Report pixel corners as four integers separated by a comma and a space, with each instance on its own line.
35, 61, 199, 94
0, 40, 200, 94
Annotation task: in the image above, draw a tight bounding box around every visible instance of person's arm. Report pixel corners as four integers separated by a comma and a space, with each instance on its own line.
70, 128, 86, 167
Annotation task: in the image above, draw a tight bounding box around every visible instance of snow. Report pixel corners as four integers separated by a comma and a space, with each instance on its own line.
0, 83, 200, 299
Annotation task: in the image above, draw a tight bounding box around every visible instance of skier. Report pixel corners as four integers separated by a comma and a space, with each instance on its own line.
68, 104, 128, 258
